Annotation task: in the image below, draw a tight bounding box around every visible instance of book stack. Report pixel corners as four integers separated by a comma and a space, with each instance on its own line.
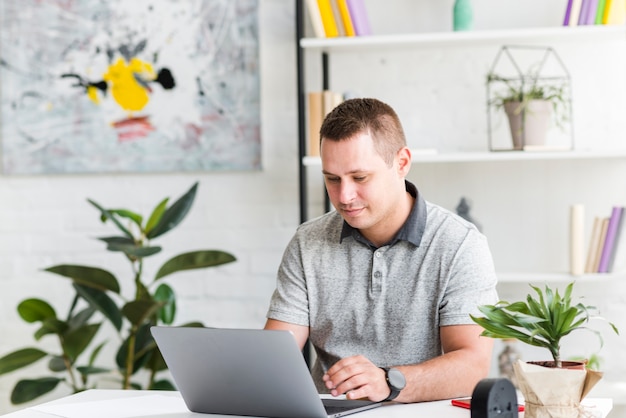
563, 0, 626, 26
307, 90, 344, 156
582, 206, 626, 274
306, 0, 371, 38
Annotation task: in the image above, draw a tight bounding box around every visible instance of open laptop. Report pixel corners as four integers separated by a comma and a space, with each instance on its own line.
151, 326, 382, 418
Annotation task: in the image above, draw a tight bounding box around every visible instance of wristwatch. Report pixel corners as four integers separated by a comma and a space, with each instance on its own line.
381, 367, 406, 401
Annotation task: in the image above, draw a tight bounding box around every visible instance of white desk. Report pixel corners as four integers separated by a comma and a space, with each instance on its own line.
0, 389, 613, 418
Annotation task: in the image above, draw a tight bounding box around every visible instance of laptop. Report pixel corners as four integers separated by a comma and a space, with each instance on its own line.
151, 326, 382, 418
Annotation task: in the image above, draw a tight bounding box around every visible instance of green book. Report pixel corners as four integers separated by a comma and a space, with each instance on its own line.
595, 0, 607, 24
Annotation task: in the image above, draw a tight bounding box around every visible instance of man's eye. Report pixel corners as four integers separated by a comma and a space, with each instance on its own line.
326, 177, 340, 183
354, 177, 366, 182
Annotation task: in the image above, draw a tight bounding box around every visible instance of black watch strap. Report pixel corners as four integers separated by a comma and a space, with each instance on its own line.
381, 367, 405, 401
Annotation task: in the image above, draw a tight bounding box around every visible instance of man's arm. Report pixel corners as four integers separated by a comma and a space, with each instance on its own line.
264, 318, 310, 351
323, 324, 493, 403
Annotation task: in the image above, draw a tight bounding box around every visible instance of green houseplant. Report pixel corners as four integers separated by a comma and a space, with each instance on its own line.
471, 281, 618, 368
0, 182, 236, 404
487, 71, 569, 150
471, 282, 618, 417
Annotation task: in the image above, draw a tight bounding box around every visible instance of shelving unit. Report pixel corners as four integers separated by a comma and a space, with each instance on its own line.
295, 0, 626, 282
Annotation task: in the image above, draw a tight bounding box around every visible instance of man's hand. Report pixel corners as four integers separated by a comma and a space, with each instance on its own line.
322, 355, 390, 402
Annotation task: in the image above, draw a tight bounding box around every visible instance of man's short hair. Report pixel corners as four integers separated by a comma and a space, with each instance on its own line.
319, 97, 407, 166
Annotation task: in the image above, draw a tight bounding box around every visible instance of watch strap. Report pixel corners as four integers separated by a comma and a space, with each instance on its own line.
381, 367, 402, 401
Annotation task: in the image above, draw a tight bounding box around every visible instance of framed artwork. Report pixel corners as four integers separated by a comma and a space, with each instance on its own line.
0, 0, 261, 174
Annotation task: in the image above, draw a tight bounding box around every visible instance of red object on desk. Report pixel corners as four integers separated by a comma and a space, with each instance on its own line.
451, 398, 525, 412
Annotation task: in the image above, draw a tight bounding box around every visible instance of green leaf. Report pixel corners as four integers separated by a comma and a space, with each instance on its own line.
146, 182, 198, 239
17, 299, 56, 323
74, 284, 123, 331
11, 377, 62, 404
88, 199, 134, 239
154, 284, 176, 325
145, 198, 169, 235
48, 356, 67, 372
106, 209, 143, 229
122, 300, 166, 326
0, 348, 48, 375
45, 265, 120, 293
89, 342, 107, 366
76, 366, 111, 376
62, 323, 101, 361
112, 244, 162, 258
34, 318, 68, 340
67, 307, 97, 330
116, 324, 154, 373
154, 250, 236, 281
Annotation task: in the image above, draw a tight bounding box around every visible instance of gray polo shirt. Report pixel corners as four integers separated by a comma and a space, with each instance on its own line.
267, 181, 498, 391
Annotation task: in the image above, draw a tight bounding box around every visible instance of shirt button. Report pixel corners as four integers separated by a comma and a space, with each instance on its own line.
374, 271, 382, 278
375, 252, 382, 258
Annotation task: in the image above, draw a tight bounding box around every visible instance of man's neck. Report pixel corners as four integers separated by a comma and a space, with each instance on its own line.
361, 191, 415, 248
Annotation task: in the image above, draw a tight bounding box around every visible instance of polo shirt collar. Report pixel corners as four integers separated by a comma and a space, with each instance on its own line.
339, 180, 426, 248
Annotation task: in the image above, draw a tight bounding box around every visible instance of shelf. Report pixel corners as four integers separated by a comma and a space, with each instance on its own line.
300, 25, 626, 52
496, 272, 624, 284
302, 149, 626, 166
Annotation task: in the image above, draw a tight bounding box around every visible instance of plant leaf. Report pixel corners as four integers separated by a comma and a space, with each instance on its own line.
11, 377, 63, 404
116, 324, 154, 373
62, 323, 101, 362
73, 284, 123, 331
154, 250, 236, 281
48, 356, 67, 372
122, 300, 166, 326
34, 319, 69, 340
145, 198, 169, 235
146, 182, 198, 239
87, 199, 134, 239
17, 299, 56, 323
106, 209, 143, 229
154, 283, 176, 325
0, 348, 48, 375
76, 366, 111, 376
45, 265, 120, 293
151, 379, 176, 391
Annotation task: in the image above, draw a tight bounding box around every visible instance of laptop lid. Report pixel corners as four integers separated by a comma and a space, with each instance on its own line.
151, 326, 381, 418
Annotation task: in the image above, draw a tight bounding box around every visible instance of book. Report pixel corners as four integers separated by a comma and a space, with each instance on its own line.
569, 0, 583, 26
317, 0, 339, 37
604, 0, 626, 24
609, 214, 626, 272
582, 0, 599, 23
307, 91, 323, 156
578, 0, 591, 24
570, 204, 585, 276
305, 0, 326, 38
585, 217, 603, 273
608, 207, 625, 271
329, 0, 346, 36
336, 0, 356, 37
597, 206, 624, 272
593, 217, 610, 272
346, 0, 371, 36
563, 0, 575, 25
595, 0, 608, 23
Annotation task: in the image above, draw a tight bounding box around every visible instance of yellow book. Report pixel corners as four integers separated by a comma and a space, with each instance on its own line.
317, 0, 339, 37
604, 0, 626, 24
336, 0, 356, 37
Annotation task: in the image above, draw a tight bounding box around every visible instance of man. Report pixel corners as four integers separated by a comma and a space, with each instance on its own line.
265, 98, 498, 403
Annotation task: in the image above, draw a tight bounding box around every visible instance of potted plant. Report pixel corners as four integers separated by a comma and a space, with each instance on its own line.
471, 282, 618, 417
0, 182, 236, 405
487, 72, 569, 150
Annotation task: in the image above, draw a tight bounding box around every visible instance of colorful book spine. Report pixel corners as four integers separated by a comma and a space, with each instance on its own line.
578, 0, 590, 24
564, 0, 574, 25
336, 0, 356, 37
305, 0, 326, 37
604, 0, 626, 24
317, 0, 339, 37
345, 0, 371, 36
569, 0, 583, 26
585, 0, 600, 23
585, 217, 603, 273
595, 0, 607, 23
602, 0, 613, 23
598, 206, 624, 273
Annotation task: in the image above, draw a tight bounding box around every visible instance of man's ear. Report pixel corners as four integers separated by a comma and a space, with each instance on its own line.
396, 147, 411, 176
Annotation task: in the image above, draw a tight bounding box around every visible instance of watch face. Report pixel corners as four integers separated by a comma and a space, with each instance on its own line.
388, 368, 406, 390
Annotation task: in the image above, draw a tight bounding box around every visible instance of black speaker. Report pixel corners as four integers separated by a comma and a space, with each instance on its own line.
470, 378, 519, 418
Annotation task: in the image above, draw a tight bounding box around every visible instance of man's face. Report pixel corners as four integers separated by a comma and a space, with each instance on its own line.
321, 132, 407, 241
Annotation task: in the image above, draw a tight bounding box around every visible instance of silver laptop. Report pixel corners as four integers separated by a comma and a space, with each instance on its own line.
151, 326, 382, 418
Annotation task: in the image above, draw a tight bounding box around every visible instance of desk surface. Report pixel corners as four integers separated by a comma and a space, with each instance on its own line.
1, 389, 613, 418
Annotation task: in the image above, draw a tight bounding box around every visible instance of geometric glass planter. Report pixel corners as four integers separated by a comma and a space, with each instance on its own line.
486, 45, 574, 152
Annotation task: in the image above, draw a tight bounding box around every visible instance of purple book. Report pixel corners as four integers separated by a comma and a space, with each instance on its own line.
584, 0, 599, 24
578, 0, 590, 25
346, 0, 371, 36
598, 206, 624, 273
563, 0, 574, 25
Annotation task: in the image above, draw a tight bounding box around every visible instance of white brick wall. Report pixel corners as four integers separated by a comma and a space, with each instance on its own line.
2, 1, 626, 416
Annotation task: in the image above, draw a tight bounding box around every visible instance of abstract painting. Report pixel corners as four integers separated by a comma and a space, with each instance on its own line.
0, 0, 260, 174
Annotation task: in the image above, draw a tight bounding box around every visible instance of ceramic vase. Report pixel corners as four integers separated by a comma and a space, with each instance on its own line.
453, 0, 473, 31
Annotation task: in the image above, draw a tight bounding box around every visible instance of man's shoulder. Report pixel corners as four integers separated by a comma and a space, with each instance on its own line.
297, 210, 344, 236
424, 200, 480, 234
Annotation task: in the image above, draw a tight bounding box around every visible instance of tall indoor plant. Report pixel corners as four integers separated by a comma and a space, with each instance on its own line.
0, 182, 236, 404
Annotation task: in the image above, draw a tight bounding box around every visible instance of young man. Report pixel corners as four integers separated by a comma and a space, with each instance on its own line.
265, 98, 498, 403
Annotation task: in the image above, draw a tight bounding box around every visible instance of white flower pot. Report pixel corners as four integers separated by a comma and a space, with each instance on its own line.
503, 99, 553, 150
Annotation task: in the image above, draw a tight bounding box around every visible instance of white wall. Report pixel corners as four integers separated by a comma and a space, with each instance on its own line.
1, 0, 626, 415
